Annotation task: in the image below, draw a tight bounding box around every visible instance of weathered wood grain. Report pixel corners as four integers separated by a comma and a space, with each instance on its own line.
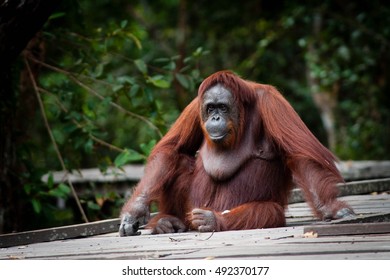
41, 164, 144, 184
1, 180, 389, 260
2, 227, 390, 260
304, 222, 390, 236
1, 180, 389, 248
0, 218, 120, 248
42, 161, 390, 185
289, 178, 390, 203
337, 160, 390, 180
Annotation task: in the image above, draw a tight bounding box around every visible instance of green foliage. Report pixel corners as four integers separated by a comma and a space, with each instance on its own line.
35, 12, 207, 172
24, 174, 71, 213
114, 149, 145, 168
18, 0, 210, 229
21, 170, 74, 229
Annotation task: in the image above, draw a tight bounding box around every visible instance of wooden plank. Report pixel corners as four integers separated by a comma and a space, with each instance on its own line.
41, 164, 144, 184
162, 236, 390, 260
2, 191, 388, 248
337, 160, 390, 180
338, 178, 390, 196
42, 161, 390, 185
286, 193, 390, 226
304, 222, 390, 236
289, 178, 390, 204
2, 224, 390, 260
330, 213, 390, 224
0, 218, 120, 248
1, 187, 389, 249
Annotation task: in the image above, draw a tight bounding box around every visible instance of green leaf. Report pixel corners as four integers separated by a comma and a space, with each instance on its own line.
129, 84, 140, 97
117, 75, 136, 85
87, 201, 100, 211
191, 69, 200, 79
63, 123, 78, 134
82, 103, 96, 119
175, 73, 190, 89
164, 61, 176, 71
67, 111, 83, 122
147, 75, 171, 88
144, 87, 155, 103
171, 55, 181, 61
154, 57, 171, 63
48, 189, 63, 198
84, 138, 94, 154
102, 97, 112, 106
112, 84, 124, 92
58, 183, 71, 195
93, 63, 104, 78
193, 47, 203, 57
48, 183, 70, 199
134, 59, 147, 74
52, 129, 65, 145
48, 12, 66, 21
120, 20, 128, 29
114, 149, 145, 167
47, 173, 54, 189
140, 139, 156, 156
183, 56, 192, 64
24, 184, 32, 195
31, 199, 42, 214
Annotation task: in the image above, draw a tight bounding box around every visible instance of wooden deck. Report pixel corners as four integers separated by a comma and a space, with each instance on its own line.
1, 178, 389, 260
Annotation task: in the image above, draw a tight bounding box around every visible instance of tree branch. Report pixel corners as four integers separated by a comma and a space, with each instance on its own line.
28, 57, 163, 138
38, 87, 125, 153
25, 58, 89, 224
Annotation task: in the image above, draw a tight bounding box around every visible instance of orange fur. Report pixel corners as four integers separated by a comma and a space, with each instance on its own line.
120, 71, 353, 233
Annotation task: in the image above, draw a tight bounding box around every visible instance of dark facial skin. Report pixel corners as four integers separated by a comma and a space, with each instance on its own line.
201, 84, 237, 144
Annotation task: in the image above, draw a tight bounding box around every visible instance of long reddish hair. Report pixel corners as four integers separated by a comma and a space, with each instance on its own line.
199, 71, 341, 180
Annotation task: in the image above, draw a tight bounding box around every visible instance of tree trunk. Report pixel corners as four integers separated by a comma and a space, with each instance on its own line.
0, 0, 60, 233
311, 88, 338, 151
306, 12, 338, 151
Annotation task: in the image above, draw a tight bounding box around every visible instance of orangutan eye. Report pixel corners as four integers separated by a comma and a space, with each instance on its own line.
219, 104, 228, 113
207, 105, 216, 114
